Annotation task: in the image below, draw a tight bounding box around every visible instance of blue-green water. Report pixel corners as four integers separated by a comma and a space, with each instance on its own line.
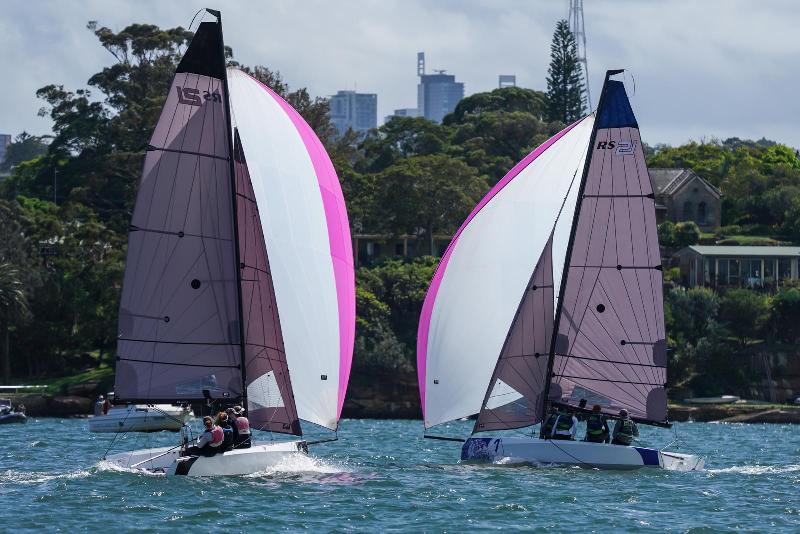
2, 418, 799, 531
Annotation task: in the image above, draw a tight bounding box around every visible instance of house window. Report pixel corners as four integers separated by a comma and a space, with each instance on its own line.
682, 201, 693, 220
395, 242, 404, 256
779, 259, 792, 281
765, 259, 776, 287
744, 259, 762, 287
728, 259, 740, 286
718, 259, 729, 285
697, 202, 707, 225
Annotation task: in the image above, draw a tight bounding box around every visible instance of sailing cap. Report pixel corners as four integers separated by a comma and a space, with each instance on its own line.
233, 405, 244, 415
619, 409, 629, 418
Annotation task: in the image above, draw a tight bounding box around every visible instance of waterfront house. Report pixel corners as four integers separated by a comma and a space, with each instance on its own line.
676, 245, 800, 290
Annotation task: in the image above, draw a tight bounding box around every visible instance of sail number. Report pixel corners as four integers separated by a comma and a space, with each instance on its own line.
176, 86, 222, 106
596, 140, 636, 155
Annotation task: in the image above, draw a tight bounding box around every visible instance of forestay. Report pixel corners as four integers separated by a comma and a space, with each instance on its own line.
228, 69, 355, 431
418, 116, 595, 429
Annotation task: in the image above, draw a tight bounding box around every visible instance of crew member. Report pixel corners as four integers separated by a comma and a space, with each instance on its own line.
584, 405, 610, 443
94, 395, 105, 416
216, 411, 235, 452
232, 405, 251, 448
611, 409, 639, 446
185, 416, 224, 456
552, 407, 578, 440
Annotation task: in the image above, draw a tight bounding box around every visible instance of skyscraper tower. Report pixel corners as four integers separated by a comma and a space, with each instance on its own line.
568, 0, 591, 109
416, 52, 464, 123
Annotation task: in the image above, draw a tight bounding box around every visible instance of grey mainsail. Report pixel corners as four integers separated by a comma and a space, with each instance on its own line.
115, 21, 241, 403
547, 74, 667, 423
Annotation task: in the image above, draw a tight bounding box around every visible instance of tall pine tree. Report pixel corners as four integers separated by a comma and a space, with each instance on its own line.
545, 20, 586, 123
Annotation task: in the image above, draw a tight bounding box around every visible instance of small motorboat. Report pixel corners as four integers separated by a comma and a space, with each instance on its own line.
682, 395, 740, 405
89, 404, 191, 433
0, 399, 27, 424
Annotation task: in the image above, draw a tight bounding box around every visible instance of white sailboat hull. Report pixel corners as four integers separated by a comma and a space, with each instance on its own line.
104, 440, 308, 476
89, 405, 191, 433
461, 437, 704, 471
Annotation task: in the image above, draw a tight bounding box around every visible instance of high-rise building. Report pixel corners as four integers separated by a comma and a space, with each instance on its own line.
498, 75, 516, 89
416, 52, 464, 123
329, 90, 377, 135
385, 108, 419, 123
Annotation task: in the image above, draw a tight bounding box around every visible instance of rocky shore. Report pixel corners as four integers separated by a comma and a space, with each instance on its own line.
9, 374, 800, 424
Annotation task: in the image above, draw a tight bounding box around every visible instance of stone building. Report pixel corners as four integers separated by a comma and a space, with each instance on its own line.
650, 168, 722, 230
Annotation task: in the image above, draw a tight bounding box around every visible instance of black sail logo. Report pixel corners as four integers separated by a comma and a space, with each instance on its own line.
176, 86, 222, 106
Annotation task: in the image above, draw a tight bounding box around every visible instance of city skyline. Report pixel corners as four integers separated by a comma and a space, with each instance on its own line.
1, 0, 799, 148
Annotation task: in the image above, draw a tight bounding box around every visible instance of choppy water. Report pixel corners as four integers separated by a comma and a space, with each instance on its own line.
2, 418, 799, 531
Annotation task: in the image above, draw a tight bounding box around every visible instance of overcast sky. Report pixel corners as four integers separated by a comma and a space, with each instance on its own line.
2, 0, 798, 148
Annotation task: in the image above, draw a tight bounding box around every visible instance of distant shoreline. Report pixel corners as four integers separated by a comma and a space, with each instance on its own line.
7, 392, 800, 424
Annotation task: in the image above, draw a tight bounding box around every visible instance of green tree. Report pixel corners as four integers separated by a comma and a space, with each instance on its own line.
449, 110, 559, 183
357, 257, 439, 349
444, 87, 547, 125
353, 287, 408, 373
0, 263, 29, 383
770, 287, 800, 343
545, 20, 585, 123
374, 155, 487, 253
666, 287, 720, 345
674, 221, 700, 248
0, 133, 49, 173
358, 117, 450, 174
658, 221, 677, 248
719, 289, 770, 348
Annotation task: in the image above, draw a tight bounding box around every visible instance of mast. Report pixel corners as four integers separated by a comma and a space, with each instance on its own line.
539, 69, 620, 433
211, 8, 248, 412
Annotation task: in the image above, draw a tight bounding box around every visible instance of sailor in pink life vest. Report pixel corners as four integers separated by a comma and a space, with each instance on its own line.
185, 416, 224, 456
232, 405, 252, 449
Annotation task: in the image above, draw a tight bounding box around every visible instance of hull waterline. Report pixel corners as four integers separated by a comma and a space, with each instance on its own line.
104, 440, 308, 476
461, 437, 704, 471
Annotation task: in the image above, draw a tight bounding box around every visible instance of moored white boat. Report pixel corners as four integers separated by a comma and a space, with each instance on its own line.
461, 437, 704, 471
89, 404, 191, 433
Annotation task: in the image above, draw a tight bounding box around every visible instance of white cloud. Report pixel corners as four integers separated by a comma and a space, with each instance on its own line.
1, 0, 797, 148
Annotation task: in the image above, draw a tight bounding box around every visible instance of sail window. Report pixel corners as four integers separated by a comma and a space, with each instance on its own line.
484, 379, 524, 410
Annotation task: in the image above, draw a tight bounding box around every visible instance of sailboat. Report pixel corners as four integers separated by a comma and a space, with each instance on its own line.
104, 10, 355, 476
417, 70, 704, 471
